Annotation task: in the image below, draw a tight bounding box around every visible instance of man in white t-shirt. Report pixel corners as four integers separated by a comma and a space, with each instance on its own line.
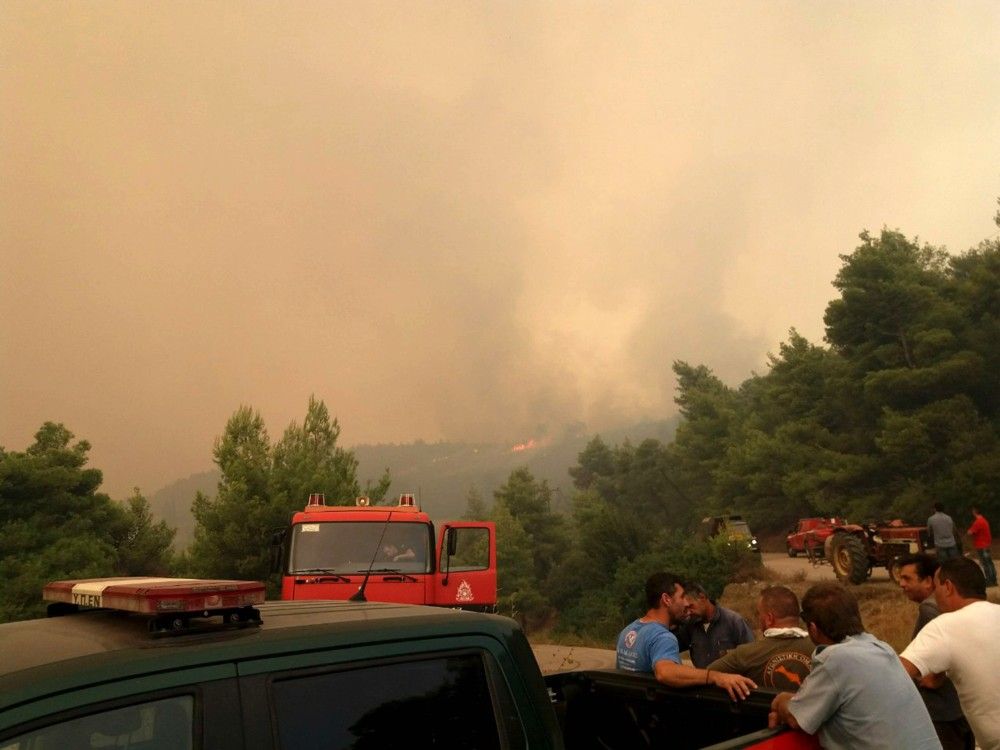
901, 557, 1000, 750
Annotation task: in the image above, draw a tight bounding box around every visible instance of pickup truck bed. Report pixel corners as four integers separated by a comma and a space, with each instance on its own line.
546, 669, 818, 750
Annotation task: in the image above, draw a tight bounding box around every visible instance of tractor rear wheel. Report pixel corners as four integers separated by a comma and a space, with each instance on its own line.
831, 534, 869, 585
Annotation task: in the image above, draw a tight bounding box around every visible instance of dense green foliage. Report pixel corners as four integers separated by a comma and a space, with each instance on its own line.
0, 424, 174, 622
465, 454, 756, 640
669, 219, 1000, 534
182, 396, 390, 592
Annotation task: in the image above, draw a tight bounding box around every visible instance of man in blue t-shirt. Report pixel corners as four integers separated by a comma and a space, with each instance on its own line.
616, 572, 756, 701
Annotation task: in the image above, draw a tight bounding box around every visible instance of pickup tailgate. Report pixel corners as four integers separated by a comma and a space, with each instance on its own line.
545, 669, 817, 750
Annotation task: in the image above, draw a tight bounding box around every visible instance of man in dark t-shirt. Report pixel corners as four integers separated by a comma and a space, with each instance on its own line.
707, 586, 813, 691
678, 583, 755, 667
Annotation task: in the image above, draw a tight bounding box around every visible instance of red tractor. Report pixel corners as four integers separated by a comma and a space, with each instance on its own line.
822, 520, 929, 585
786, 517, 848, 558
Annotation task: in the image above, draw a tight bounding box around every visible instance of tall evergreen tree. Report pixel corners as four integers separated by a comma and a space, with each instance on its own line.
0, 423, 175, 622
187, 399, 372, 589
188, 406, 273, 581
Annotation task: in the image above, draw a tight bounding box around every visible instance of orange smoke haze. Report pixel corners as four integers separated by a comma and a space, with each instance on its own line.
1, 2, 998, 497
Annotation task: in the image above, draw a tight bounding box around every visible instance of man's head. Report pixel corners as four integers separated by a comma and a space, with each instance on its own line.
644, 572, 688, 623
896, 553, 938, 604
934, 557, 987, 612
683, 582, 716, 623
756, 586, 801, 631
971, 505, 981, 518
800, 583, 864, 645
933, 502, 944, 513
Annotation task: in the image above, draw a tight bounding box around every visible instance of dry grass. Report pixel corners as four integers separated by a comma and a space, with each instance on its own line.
719, 571, 1000, 653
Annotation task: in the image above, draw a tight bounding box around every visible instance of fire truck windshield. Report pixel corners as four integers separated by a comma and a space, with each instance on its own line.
288, 521, 432, 574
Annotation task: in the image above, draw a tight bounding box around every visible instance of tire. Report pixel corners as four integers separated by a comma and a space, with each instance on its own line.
787, 545, 798, 558
831, 534, 869, 585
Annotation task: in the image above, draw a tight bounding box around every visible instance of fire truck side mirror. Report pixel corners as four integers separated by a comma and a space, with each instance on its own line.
446, 528, 458, 557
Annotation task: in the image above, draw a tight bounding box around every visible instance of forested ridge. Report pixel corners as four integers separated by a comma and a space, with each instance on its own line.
3, 209, 999, 631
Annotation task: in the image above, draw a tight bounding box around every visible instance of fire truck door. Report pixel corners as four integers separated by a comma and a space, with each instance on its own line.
434, 522, 496, 609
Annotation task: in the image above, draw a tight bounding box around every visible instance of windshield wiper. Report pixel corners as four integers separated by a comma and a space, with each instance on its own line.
293, 569, 351, 582
354, 568, 418, 583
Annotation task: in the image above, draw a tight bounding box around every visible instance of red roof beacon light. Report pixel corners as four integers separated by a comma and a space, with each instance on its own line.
43, 577, 265, 634
307, 493, 326, 508
398, 493, 416, 508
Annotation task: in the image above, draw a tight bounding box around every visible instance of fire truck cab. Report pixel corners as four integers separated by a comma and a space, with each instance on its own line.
278, 493, 496, 610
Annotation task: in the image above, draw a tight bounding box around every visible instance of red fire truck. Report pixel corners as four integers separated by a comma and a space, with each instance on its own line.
277, 493, 497, 610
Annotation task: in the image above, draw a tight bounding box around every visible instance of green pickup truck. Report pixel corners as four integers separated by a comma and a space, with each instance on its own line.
0, 596, 814, 749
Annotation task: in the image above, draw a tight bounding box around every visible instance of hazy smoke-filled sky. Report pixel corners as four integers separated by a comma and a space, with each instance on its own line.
2, 2, 998, 498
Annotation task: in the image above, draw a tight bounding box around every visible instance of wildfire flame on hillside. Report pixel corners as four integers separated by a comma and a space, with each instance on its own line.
510, 439, 537, 453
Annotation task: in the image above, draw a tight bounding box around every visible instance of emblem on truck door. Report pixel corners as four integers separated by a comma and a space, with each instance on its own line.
456, 580, 474, 602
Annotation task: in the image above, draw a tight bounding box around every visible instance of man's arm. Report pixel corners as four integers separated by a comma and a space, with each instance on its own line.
899, 656, 945, 689
769, 692, 801, 730
899, 656, 920, 680
706, 648, 742, 676
769, 659, 840, 736
653, 660, 756, 701
900, 617, 950, 690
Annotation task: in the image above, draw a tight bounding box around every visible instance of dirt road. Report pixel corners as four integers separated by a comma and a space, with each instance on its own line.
531, 644, 617, 675
760, 551, 892, 582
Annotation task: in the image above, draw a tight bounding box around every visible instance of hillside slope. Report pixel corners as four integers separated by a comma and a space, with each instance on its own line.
149, 419, 677, 550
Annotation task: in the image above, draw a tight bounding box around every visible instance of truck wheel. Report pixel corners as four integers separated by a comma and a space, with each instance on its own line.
787, 545, 798, 558
831, 535, 868, 585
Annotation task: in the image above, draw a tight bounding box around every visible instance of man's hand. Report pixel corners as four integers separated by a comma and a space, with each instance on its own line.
769, 692, 800, 730
918, 672, 945, 689
710, 671, 756, 701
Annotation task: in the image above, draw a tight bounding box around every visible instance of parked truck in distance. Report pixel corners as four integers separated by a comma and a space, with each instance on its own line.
702, 514, 761, 554
276, 492, 497, 609
0, 577, 819, 750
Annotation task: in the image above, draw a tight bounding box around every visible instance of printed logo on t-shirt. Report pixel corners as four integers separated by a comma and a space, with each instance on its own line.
763, 651, 811, 689
624, 630, 638, 649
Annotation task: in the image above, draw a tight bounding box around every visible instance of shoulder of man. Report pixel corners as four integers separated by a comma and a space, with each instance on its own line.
639, 620, 677, 641
720, 606, 754, 636
718, 605, 750, 626
812, 632, 874, 665
915, 596, 939, 628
